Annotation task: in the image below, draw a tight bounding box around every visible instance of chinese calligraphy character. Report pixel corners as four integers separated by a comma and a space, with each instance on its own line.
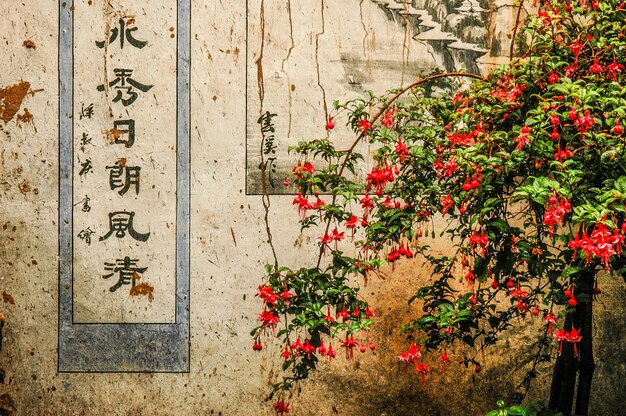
77, 227, 95, 245
110, 119, 136, 148
96, 19, 147, 50
74, 195, 92, 212
102, 256, 148, 292
258, 111, 277, 135
258, 157, 278, 188
97, 69, 153, 106
258, 111, 277, 156
99, 211, 150, 242
79, 159, 93, 176
80, 132, 93, 147
106, 159, 141, 196
80, 103, 94, 119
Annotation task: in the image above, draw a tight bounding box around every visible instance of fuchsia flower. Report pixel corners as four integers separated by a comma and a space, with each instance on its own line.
613, 121, 623, 135
258, 285, 279, 306
544, 312, 557, 334
324, 308, 335, 323
325, 116, 335, 131
514, 133, 530, 150
366, 166, 395, 195
469, 230, 489, 256
317, 340, 327, 356
398, 343, 422, 365
440, 194, 454, 215
548, 69, 559, 84
326, 343, 337, 360
443, 158, 458, 177
589, 58, 604, 74
281, 345, 291, 360
341, 335, 359, 359
259, 310, 280, 329
273, 400, 290, 414
360, 193, 374, 209
569, 40, 584, 61
381, 109, 397, 128
607, 59, 624, 82
554, 146, 573, 161
543, 195, 571, 236
554, 328, 583, 356
292, 161, 315, 178
415, 363, 431, 384
395, 139, 409, 161
358, 118, 372, 134
336, 305, 351, 321
569, 223, 625, 270
438, 351, 451, 373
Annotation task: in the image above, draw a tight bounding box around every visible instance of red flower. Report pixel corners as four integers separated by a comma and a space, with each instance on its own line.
399, 343, 422, 365
253, 339, 263, 351
358, 118, 372, 134
381, 109, 397, 128
569, 40, 584, 61
607, 59, 624, 82
336, 305, 351, 321
281, 345, 291, 360
438, 351, 451, 373
317, 340, 327, 356
345, 215, 358, 229
259, 310, 280, 329
325, 116, 335, 131
395, 139, 409, 161
326, 343, 337, 360
341, 335, 359, 359
415, 363, 430, 384
440, 194, 454, 215
544, 312, 557, 334
273, 400, 290, 414
324, 308, 335, 323
589, 58, 604, 74
360, 193, 374, 209
258, 285, 279, 306
613, 121, 623, 135
548, 69, 559, 84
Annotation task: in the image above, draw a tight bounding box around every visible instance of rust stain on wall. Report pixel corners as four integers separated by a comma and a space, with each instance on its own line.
130, 283, 154, 302
0, 81, 30, 124
22, 40, 36, 49
15, 108, 34, 127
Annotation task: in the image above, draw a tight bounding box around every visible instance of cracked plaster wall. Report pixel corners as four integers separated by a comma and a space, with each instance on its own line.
0, 1, 623, 415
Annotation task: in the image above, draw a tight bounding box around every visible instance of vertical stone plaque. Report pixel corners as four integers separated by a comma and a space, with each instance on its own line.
58, 0, 190, 372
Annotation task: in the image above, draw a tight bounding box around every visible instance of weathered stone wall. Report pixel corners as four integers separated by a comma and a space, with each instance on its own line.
0, 1, 623, 415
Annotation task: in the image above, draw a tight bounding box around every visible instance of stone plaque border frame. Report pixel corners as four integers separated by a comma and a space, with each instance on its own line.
58, 0, 191, 373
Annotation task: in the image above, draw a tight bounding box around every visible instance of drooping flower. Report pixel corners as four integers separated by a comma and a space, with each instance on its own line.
548, 69, 559, 84
341, 335, 359, 359
544, 312, 557, 334
358, 118, 372, 134
395, 139, 409, 161
336, 305, 351, 321
438, 351, 450, 373
273, 400, 290, 414
606, 59, 624, 82
325, 116, 335, 131
259, 310, 280, 329
589, 58, 604, 74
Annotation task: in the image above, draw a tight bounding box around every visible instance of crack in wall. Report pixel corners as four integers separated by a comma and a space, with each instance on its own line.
281, 0, 295, 138
315, 0, 328, 126
359, 0, 369, 59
